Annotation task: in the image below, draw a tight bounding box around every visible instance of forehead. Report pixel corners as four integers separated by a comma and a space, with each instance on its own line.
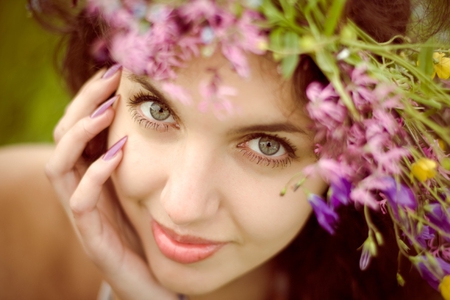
123, 51, 310, 130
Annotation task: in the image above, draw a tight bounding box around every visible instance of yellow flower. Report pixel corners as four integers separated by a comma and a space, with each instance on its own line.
410, 158, 437, 182
438, 139, 446, 151
440, 275, 450, 300
433, 52, 450, 80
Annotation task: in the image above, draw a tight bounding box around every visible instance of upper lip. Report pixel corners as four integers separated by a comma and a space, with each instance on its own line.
153, 220, 225, 245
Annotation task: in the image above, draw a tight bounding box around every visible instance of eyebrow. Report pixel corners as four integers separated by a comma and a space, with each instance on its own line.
127, 73, 181, 115
229, 123, 309, 137
127, 73, 310, 137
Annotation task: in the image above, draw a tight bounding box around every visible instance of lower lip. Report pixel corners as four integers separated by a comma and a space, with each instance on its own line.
151, 221, 224, 264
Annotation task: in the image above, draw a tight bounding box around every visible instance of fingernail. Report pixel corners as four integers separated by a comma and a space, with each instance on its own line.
103, 136, 128, 161
90, 95, 119, 118
102, 64, 122, 79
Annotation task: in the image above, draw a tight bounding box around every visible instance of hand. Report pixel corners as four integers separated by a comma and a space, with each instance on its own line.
45, 65, 179, 300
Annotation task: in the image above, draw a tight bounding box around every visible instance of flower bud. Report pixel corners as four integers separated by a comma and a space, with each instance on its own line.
299, 35, 317, 52
340, 24, 357, 41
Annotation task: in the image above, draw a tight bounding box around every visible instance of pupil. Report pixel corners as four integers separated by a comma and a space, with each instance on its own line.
150, 102, 170, 121
259, 137, 280, 156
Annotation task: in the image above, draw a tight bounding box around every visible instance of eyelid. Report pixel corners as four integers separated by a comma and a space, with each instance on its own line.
127, 91, 179, 131
237, 133, 298, 168
241, 133, 297, 157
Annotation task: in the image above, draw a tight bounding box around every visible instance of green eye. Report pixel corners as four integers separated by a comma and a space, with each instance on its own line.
139, 101, 173, 122
148, 102, 171, 121
258, 136, 281, 156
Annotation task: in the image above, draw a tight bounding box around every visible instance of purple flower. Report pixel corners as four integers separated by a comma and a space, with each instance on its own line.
329, 177, 352, 208
427, 203, 450, 233
416, 256, 450, 290
416, 225, 435, 248
308, 194, 339, 235
379, 177, 417, 217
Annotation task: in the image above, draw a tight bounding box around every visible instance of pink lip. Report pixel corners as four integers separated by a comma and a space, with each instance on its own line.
151, 220, 225, 264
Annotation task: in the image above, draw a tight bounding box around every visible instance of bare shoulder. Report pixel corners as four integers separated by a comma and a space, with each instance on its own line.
0, 144, 102, 300
0, 144, 54, 192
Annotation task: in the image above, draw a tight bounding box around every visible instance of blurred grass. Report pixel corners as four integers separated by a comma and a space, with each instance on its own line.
0, 1, 69, 146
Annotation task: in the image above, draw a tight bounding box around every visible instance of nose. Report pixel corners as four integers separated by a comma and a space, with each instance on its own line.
160, 139, 221, 226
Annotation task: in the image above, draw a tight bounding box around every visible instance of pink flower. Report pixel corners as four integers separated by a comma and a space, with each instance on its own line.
306, 82, 347, 130
372, 109, 399, 135
221, 44, 250, 78
375, 147, 410, 174
350, 186, 379, 209
198, 72, 237, 118
161, 82, 192, 105
178, 0, 218, 23
111, 31, 149, 74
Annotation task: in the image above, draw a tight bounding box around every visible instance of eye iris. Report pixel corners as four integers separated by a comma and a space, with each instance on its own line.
149, 102, 170, 121
258, 137, 280, 156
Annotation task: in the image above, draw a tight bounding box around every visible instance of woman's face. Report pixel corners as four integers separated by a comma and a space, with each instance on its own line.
109, 52, 326, 296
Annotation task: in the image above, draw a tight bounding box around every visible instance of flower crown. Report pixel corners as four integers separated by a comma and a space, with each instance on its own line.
86, 0, 450, 296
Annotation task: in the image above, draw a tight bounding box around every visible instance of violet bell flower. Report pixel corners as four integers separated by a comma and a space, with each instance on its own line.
308, 194, 339, 235
329, 177, 352, 208
427, 203, 450, 233
417, 256, 450, 290
380, 177, 417, 217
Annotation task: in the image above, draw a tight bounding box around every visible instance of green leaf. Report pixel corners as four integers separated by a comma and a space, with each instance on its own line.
324, 0, 347, 36
284, 30, 299, 51
280, 31, 300, 77
315, 49, 336, 75
281, 54, 299, 78
418, 40, 435, 79
261, 0, 284, 23
269, 27, 284, 52
279, 0, 296, 21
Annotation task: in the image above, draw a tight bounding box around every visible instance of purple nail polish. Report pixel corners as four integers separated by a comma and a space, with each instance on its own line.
103, 136, 128, 161
90, 95, 119, 118
102, 64, 122, 79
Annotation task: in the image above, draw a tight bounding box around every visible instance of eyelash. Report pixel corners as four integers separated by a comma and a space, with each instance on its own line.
128, 92, 298, 168
128, 91, 175, 132
237, 133, 297, 168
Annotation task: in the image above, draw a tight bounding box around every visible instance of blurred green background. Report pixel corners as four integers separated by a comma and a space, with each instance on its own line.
0, 1, 69, 146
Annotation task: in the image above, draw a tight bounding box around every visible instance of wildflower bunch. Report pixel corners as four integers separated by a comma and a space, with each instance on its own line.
86, 0, 450, 296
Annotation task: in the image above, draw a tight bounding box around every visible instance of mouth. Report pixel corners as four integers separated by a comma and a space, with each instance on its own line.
151, 220, 226, 264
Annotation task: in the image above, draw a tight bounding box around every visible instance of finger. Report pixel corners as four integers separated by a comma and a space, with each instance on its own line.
54, 65, 122, 142
46, 95, 118, 182
71, 136, 127, 235
70, 138, 178, 300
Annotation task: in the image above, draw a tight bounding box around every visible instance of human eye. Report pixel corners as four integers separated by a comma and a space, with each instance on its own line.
127, 91, 178, 132
237, 134, 298, 168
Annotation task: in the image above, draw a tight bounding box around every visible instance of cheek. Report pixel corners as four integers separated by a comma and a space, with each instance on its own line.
227, 171, 315, 255
111, 135, 172, 200
108, 108, 172, 205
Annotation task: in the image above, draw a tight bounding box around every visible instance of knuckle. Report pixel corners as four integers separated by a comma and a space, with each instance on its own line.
85, 164, 104, 187
81, 118, 98, 140
53, 125, 64, 142
79, 79, 101, 100
44, 161, 59, 180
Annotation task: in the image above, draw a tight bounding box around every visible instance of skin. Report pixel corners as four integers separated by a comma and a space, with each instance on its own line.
0, 52, 325, 300
0, 54, 443, 300
108, 52, 327, 299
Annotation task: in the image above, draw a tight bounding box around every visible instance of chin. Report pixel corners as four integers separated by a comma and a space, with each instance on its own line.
146, 245, 251, 296
152, 263, 229, 295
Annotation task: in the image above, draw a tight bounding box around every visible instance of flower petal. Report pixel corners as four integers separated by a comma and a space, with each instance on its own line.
308, 194, 339, 235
